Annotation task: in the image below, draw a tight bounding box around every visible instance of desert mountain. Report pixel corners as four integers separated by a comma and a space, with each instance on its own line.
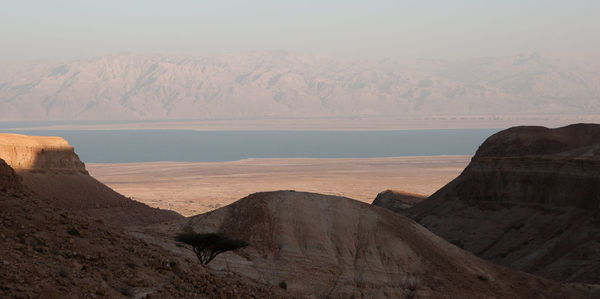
0, 133, 181, 225
371, 189, 426, 212
406, 123, 600, 284
185, 190, 596, 298
1, 52, 599, 120
0, 158, 283, 297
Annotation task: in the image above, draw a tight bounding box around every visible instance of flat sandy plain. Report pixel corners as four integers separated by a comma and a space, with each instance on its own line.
88, 156, 470, 216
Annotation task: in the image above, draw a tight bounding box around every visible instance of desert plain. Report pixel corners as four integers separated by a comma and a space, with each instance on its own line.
88, 155, 469, 216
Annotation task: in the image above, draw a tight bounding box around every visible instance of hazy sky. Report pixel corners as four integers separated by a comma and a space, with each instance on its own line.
1, 0, 599, 62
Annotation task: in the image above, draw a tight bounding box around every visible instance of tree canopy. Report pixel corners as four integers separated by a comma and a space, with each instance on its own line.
175, 232, 248, 264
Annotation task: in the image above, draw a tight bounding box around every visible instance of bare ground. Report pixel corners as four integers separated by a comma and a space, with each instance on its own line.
87, 156, 469, 216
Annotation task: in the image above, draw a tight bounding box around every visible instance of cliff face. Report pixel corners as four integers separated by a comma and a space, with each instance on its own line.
408, 123, 600, 284
452, 156, 600, 210
0, 133, 181, 225
451, 123, 600, 209
0, 133, 86, 173
185, 191, 593, 298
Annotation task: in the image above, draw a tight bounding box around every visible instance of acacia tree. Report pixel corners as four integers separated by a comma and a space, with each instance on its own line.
175, 232, 248, 265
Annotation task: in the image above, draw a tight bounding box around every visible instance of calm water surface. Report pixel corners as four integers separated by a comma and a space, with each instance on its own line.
5, 129, 500, 163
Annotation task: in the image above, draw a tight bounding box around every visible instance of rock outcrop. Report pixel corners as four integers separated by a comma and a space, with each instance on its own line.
0, 133, 181, 225
0, 133, 86, 172
371, 189, 426, 212
407, 123, 600, 284
186, 190, 596, 298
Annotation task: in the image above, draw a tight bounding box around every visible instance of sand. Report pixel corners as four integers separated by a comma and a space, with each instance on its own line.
87, 156, 469, 216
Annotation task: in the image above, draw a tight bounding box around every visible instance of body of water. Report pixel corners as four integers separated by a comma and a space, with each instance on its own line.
5, 129, 500, 163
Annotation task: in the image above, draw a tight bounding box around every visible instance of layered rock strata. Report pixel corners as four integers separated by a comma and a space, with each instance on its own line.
0, 133, 181, 225
0, 133, 86, 172
407, 124, 600, 284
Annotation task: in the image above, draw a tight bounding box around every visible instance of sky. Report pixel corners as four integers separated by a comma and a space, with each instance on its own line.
1, 0, 599, 62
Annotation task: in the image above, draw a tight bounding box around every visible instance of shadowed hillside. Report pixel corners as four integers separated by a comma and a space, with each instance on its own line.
0, 158, 283, 297
0, 133, 181, 225
406, 123, 600, 284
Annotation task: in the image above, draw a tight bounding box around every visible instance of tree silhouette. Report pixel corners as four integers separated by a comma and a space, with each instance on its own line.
175, 232, 248, 265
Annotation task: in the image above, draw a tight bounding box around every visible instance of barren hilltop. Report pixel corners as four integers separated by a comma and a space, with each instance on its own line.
186, 190, 597, 298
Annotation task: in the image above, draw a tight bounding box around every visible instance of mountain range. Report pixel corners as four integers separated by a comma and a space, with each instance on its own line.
1, 51, 599, 120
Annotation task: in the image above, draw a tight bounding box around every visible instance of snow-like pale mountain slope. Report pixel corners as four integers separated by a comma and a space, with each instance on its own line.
1, 51, 598, 120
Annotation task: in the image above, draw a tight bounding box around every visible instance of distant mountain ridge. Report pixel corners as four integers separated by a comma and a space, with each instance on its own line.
1, 51, 599, 120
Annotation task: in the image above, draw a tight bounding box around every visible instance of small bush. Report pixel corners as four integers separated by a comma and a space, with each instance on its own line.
279, 280, 287, 290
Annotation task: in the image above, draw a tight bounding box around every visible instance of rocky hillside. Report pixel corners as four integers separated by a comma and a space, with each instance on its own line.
0, 158, 283, 298
186, 190, 596, 298
0, 133, 181, 225
407, 123, 600, 284
371, 189, 426, 212
0, 158, 26, 196
1, 52, 599, 120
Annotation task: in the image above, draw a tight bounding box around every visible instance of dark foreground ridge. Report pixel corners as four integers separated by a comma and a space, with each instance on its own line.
0, 157, 284, 297
406, 123, 600, 284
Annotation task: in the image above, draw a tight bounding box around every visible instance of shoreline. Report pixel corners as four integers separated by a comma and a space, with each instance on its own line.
86, 155, 472, 166
2, 115, 599, 131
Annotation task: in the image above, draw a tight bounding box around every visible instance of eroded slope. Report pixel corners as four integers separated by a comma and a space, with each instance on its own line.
186, 190, 595, 298
407, 123, 600, 283
0, 158, 282, 298
0, 133, 181, 225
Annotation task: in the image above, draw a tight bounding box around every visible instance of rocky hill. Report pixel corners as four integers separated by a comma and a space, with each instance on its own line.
0, 133, 181, 225
406, 123, 600, 284
185, 190, 597, 298
371, 189, 426, 212
1, 52, 599, 120
0, 158, 283, 298
0, 158, 26, 196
